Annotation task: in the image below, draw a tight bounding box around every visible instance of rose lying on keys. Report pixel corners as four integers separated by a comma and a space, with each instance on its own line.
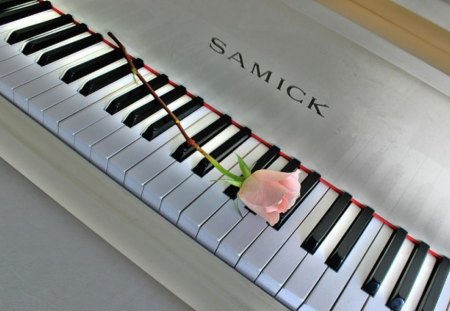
109, 32, 302, 227
237, 169, 301, 226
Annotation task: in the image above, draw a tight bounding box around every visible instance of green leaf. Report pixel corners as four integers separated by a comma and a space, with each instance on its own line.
237, 154, 252, 179
224, 179, 243, 188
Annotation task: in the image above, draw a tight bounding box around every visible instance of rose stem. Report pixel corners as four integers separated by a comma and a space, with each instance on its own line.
107, 32, 244, 182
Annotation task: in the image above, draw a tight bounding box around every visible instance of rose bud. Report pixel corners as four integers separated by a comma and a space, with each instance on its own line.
238, 169, 301, 226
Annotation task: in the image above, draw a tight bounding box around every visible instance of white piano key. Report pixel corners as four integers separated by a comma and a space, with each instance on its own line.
124, 112, 220, 196
276, 203, 361, 310
13, 70, 65, 110
196, 199, 248, 252
0, 21, 83, 94
254, 182, 329, 295
121, 91, 186, 131
301, 217, 383, 311
12, 33, 105, 108
58, 99, 110, 142
45, 43, 110, 74
215, 206, 268, 267
332, 224, 394, 311
214, 158, 293, 267
101, 77, 159, 112
56, 72, 158, 141
19, 31, 90, 62
107, 107, 211, 183
0, 54, 34, 87
99, 83, 173, 124
162, 139, 263, 226
0, 43, 109, 100
362, 239, 415, 311
0, 42, 23, 60
24, 23, 91, 50
142, 125, 240, 216
30, 56, 126, 102
0, 64, 45, 98
401, 253, 436, 311
196, 168, 308, 254
236, 181, 332, 282
15, 23, 76, 50
89, 126, 138, 169
255, 231, 308, 296
295, 188, 339, 243
0, 25, 85, 68
90, 94, 190, 171
11, 43, 108, 118
0, 10, 60, 35
0, 1, 36, 15
66, 58, 128, 90
88, 83, 172, 126
0, 36, 7, 47
174, 141, 264, 237
433, 269, 450, 311
107, 84, 176, 127
28, 50, 117, 122
73, 116, 122, 158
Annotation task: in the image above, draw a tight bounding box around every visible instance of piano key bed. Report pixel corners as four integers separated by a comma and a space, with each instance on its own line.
0, 1, 449, 310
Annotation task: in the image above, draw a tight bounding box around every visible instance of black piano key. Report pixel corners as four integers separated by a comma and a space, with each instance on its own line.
417, 257, 450, 311
142, 96, 203, 141
7, 14, 73, 44
79, 58, 144, 96
223, 145, 280, 200
122, 85, 186, 127
106, 74, 169, 114
300, 192, 352, 253
280, 158, 301, 173
0, 1, 51, 25
326, 206, 374, 271
37, 33, 103, 66
250, 145, 280, 172
61, 49, 123, 83
171, 114, 231, 162
0, 0, 37, 12
362, 227, 408, 296
272, 171, 320, 230
22, 23, 88, 55
387, 242, 430, 311
192, 127, 251, 177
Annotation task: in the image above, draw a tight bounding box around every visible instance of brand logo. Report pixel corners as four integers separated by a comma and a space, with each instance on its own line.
209, 37, 329, 118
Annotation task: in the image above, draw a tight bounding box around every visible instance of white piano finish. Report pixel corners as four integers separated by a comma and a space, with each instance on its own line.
0, 99, 287, 311
0, 157, 192, 311
47, 0, 450, 256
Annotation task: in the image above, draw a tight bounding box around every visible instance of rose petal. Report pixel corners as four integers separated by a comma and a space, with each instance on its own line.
278, 171, 301, 192
265, 212, 280, 226
277, 196, 291, 213
237, 169, 301, 227
284, 190, 300, 206
251, 170, 297, 182
238, 176, 288, 208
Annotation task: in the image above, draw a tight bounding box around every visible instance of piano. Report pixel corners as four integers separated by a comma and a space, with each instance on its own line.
0, 0, 449, 310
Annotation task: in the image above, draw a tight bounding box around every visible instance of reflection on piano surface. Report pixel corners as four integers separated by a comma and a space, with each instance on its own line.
0, 0, 449, 310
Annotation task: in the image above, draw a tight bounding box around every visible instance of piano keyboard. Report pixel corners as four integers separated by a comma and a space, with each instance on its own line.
0, 1, 449, 310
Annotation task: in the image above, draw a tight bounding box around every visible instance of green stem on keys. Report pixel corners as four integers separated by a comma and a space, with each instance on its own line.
108, 32, 244, 183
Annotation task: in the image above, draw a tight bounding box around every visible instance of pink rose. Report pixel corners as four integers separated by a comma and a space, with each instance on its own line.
237, 169, 301, 226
